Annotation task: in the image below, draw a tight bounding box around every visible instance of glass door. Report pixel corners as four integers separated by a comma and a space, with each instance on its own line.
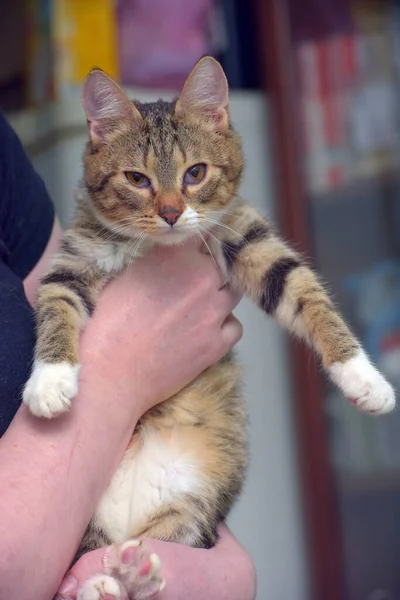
289, 1, 400, 598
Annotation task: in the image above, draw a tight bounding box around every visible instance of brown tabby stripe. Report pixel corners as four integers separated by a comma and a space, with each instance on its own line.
59, 238, 79, 255
54, 295, 79, 310
86, 171, 115, 195
74, 523, 111, 563
144, 507, 181, 530
41, 271, 94, 315
36, 305, 66, 328
113, 187, 140, 210
88, 143, 100, 155
199, 531, 217, 549
260, 258, 301, 314
222, 223, 270, 269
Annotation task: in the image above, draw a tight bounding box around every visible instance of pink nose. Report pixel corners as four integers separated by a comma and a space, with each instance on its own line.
159, 206, 182, 226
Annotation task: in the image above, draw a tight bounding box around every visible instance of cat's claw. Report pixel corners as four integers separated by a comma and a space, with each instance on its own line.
102, 540, 165, 600
76, 574, 128, 600
22, 361, 80, 418
329, 350, 396, 415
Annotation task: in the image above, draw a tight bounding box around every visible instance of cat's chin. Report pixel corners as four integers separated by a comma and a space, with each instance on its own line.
151, 230, 196, 246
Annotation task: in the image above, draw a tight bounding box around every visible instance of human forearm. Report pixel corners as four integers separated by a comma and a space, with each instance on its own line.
0, 371, 141, 600
57, 524, 257, 600
156, 524, 257, 600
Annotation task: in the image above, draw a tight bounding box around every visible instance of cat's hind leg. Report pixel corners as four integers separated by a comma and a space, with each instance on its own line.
106, 540, 165, 600
75, 541, 164, 600
76, 574, 128, 600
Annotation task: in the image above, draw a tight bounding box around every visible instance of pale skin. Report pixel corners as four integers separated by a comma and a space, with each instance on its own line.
0, 218, 256, 600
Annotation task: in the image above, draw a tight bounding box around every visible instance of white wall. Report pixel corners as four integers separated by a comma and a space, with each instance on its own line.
12, 90, 310, 600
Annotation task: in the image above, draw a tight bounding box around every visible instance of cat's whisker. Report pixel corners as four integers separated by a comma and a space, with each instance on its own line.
108, 221, 142, 235
128, 231, 147, 262
99, 220, 156, 245
201, 216, 247, 243
197, 224, 223, 247
95, 222, 139, 243
124, 232, 147, 280
195, 230, 220, 274
92, 224, 123, 241
99, 230, 132, 243
213, 210, 241, 219
118, 216, 154, 227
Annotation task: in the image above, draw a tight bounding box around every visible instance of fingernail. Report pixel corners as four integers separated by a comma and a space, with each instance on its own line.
57, 574, 78, 597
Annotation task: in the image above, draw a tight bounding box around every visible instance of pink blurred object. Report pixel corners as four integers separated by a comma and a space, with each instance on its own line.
117, 0, 215, 89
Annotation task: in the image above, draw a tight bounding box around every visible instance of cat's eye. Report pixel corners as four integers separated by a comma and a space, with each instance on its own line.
184, 164, 207, 185
125, 171, 151, 188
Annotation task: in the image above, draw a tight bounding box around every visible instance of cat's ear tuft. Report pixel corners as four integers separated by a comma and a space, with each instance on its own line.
175, 57, 229, 132
82, 69, 141, 145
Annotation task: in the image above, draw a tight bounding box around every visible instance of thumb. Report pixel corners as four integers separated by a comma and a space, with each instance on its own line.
56, 547, 107, 599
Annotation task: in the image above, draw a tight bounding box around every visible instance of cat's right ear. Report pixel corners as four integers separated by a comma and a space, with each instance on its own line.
82, 69, 142, 145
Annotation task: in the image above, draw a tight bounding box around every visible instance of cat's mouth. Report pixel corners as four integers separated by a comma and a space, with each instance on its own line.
150, 226, 199, 246
147, 207, 204, 246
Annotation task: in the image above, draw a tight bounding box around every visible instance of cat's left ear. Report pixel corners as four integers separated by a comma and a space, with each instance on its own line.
82, 69, 142, 145
175, 57, 229, 132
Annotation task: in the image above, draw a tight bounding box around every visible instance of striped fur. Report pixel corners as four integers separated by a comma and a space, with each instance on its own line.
22, 58, 394, 597
219, 203, 361, 367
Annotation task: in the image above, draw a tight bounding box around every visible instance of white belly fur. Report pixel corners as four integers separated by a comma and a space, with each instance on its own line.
93, 428, 204, 543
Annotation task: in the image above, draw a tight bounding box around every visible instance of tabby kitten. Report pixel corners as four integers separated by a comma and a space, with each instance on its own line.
23, 58, 395, 600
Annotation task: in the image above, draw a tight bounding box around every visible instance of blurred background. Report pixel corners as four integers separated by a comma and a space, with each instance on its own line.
2, 1, 400, 599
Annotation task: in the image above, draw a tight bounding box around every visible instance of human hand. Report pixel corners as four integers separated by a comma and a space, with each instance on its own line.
79, 239, 243, 417
56, 524, 256, 600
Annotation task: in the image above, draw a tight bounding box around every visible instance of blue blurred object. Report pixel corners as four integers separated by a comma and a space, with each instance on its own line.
345, 261, 400, 385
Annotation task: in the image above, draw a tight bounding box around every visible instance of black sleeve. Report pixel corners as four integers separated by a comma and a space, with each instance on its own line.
0, 109, 55, 279
0, 110, 55, 435
0, 262, 36, 436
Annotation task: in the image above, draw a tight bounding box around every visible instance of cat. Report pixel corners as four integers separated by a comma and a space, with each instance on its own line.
23, 57, 395, 600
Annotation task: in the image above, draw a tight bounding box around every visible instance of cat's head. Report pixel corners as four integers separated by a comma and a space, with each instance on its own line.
81, 57, 243, 245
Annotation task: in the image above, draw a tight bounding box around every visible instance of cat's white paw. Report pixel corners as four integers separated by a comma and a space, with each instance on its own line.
77, 574, 128, 600
23, 361, 80, 419
104, 540, 165, 600
329, 350, 396, 415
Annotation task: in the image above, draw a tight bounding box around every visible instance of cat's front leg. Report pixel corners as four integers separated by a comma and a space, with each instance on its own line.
220, 202, 395, 414
23, 265, 101, 418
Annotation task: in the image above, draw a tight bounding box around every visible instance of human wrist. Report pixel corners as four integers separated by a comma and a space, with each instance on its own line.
78, 341, 151, 423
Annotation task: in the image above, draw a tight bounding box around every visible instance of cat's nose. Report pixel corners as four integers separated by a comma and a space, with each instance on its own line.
158, 206, 182, 226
